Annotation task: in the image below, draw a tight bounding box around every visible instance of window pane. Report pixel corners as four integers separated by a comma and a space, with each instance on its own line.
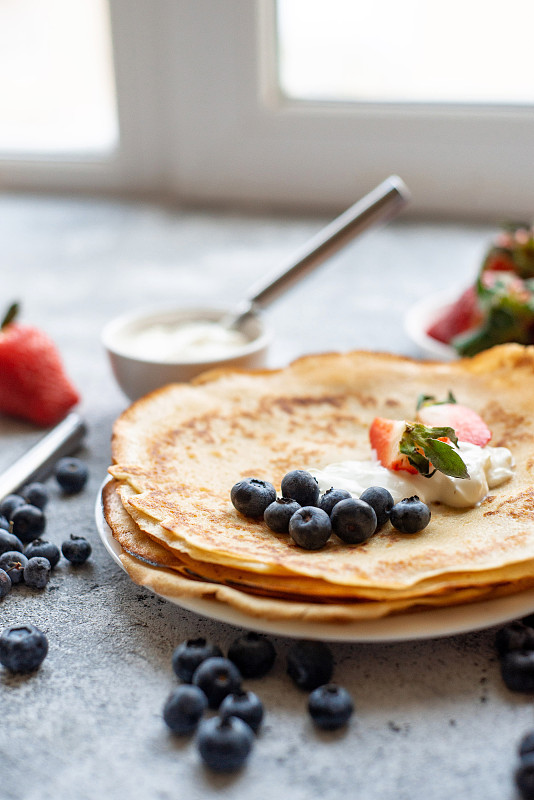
277, 0, 534, 105
0, 0, 118, 154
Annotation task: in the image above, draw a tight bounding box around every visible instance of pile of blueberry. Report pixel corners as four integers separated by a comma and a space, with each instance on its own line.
163, 633, 353, 771
0, 457, 91, 600
231, 469, 431, 550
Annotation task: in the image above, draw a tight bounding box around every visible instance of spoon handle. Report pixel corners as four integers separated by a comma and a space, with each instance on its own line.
246, 175, 410, 312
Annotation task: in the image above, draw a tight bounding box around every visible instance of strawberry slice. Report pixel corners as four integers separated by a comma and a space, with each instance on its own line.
416, 400, 491, 447
370, 416, 469, 479
370, 417, 418, 474
0, 303, 80, 427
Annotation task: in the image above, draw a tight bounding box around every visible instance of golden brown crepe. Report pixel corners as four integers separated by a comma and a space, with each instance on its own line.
106, 344, 534, 620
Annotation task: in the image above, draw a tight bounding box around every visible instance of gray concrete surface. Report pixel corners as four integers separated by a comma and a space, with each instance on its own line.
0, 194, 528, 800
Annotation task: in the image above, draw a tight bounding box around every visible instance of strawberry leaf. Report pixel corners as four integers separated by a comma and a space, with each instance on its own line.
399, 422, 469, 479
420, 439, 470, 479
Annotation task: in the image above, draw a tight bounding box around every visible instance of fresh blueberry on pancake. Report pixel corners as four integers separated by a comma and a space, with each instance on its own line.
230, 478, 276, 518
389, 496, 431, 534
289, 507, 332, 550
264, 497, 301, 533
359, 486, 394, 530
330, 498, 377, 544
281, 470, 320, 507
318, 488, 351, 517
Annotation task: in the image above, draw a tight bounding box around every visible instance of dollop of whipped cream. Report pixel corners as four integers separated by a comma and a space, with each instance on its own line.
124, 320, 249, 363
308, 441, 514, 509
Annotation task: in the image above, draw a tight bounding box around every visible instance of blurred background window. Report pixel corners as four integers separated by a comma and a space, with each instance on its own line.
276, 0, 534, 106
0, 0, 118, 155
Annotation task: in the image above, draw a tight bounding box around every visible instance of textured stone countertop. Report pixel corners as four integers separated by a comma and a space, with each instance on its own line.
0, 194, 529, 800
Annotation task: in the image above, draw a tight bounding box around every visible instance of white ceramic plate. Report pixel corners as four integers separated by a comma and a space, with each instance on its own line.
95, 482, 534, 642
404, 290, 458, 361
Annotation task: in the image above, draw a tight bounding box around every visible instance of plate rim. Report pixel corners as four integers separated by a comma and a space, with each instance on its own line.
95, 480, 534, 642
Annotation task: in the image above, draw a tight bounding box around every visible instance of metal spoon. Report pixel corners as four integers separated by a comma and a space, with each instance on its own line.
225, 175, 410, 330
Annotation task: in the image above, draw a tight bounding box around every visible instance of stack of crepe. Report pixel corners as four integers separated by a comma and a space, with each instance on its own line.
104, 344, 534, 622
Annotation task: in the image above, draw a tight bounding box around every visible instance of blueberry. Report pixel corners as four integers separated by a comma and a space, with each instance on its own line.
0, 516, 10, 531
24, 539, 61, 569
500, 650, 534, 692
496, 621, 534, 656
264, 497, 301, 533
308, 684, 354, 730
520, 732, 534, 760
23, 557, 51, 589
163, 684, 208, 735
318, 488, 352, 517
197, 715, 254, 772
0, 494, 25, 521
0, 551, 28, 584
289, 506, 332, 550
286, 640, 334, 691
61, 535, 91, 564
281, 470, 319, 507
20, 482, 49, 510
219, 689, 264, 733
192, 656, 242, 709
231, 478, 276, 518
389, 496, 431, 534
172, 638, 223, 683
0, 624, 48, 672
0, 530, 24, 556
516, 754, 534, 800
330, 498, 377, 544
227, 632, 276, 678
359, 486, 394, 530
11, 504, 46, 544
54, 457, 88, 494
0, 569, 12, 598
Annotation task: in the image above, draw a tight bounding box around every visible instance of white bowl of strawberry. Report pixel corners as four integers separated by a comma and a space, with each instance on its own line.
405, 223, 534, 360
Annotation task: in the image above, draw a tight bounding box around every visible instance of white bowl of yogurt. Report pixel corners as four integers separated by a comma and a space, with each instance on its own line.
102, 306, 271, 401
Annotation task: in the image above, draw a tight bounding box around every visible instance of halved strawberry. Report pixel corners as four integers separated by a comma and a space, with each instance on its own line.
370, 416, 469, 479
369, 417, 418, 474
0, 303, 80, 427
426, 286, 482, 345
416, 401, 491, 447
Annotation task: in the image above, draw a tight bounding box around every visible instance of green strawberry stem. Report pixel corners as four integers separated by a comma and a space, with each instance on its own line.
1, 302, 19, 330
416, 391, 457, 411
399, 422, 470, 480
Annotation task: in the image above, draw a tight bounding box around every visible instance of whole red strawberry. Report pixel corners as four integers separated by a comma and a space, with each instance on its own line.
0, 302, 79, 427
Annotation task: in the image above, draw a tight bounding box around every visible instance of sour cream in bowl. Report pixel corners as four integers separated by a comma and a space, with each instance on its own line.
102, 306, 271, 401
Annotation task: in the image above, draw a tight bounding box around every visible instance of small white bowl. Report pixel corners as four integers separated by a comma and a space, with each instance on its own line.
404, 290, 458, 361
102, 306, 272, 401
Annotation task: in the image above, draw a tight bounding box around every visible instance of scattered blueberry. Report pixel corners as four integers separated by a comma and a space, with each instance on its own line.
197, 715, 254, 772
0, 494, 25, 521
192, 656, 242, 709
264, 497, 301, 533
496, 621, 534, 656
24, 539, 61, 569
318, 488, 352, 517
500, 650, 534, 692
389, 496, 431, 534
0, 568, 12, 598
286, 640, 334, 691
359, 486, 394, 530
231, 478, 276, 518
0, 624, 48, 672
330, 498, 377, 544
281, 470, 319, 507
516, 754, 534, 800
61, 535, 91, 565
0, 516, 9, 531
289, 506, 332, 550
0, 551, 28, 584
172, 638, 223, 683
20, 482, 49, 510
11, 504, 46, 544
55, 457, 88, 494
227, 632, 276, 678
520, 732, 534, 760
23, 557, 51, 589
0, 530, 24, 556
220, 689, 264, 733
308, 684, 354, 730
163, 684, 208, 735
